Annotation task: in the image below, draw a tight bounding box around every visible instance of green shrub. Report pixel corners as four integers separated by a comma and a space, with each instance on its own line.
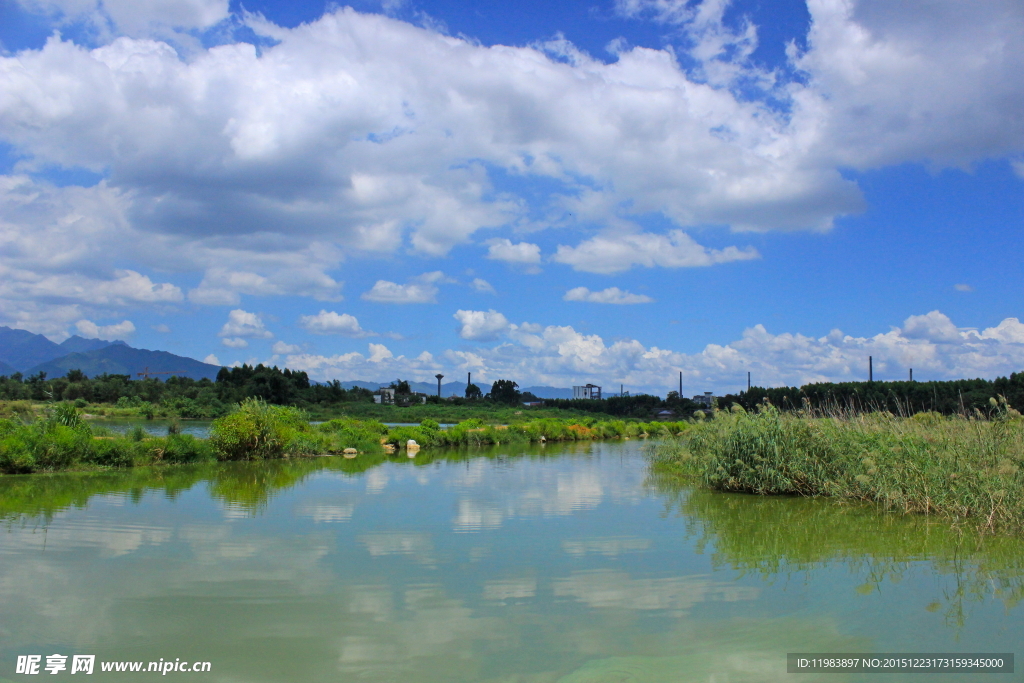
88, 438, 140, 468
161, 434, 216, 463
210, 398, 312, 460
0, 432, 36, 473
49, 402, 85, 430
127, 425, 148, 442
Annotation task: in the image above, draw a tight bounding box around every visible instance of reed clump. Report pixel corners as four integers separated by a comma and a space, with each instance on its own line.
653, 399, 1024, 533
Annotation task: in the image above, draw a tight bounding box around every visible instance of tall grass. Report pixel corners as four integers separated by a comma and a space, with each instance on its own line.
653, 401, 1024, 533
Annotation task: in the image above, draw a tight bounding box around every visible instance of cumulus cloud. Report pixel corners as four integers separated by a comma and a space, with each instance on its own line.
75, 318, 135, 340
554, 231, 759, 274
16, 0, 230, 38
298, 310, 374, 337
271, 341, 301, 354
486, 239, 542, 266
3, 1, 1024, 329
454, 309, 510, 341
564, 287, 653, 304
221, 337, 248, 349
955, 284, 973, 292
470, 278, 496, 294
284, 310, 1024, 394
361, 272, 449, 304
218, 309, 272, 339
203, 353, 220, 365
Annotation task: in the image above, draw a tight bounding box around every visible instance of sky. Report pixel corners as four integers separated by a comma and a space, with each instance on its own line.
1, 0, 1023, 395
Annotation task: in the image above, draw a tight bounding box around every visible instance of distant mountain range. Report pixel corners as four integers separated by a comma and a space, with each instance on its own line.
0, 326, 580, 396
0, 326, 222, 380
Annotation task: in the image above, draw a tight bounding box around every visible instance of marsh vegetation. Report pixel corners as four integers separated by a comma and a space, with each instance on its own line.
653, 401, 1024, 533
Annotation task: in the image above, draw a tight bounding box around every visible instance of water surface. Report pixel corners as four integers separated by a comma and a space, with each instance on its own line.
1, 442, 1020, 682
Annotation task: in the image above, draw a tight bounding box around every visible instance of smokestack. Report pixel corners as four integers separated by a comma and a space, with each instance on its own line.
909, 368, 913, 382
869, 356, 873, 382
747, 371, 751, 392
679, 371, 682, 396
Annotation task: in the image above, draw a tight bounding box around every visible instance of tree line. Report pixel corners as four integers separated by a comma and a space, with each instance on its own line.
718, 373, 1024, 416
0, 365, 374, 418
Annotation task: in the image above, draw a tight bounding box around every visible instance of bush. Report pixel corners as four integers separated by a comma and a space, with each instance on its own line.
161, 434, 216, 463
88, 438, 140, 468
0, 431, 36, 473
210, 398, 311, 460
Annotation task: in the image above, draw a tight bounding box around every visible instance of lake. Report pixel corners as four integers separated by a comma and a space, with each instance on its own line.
1, 441, 1020, 682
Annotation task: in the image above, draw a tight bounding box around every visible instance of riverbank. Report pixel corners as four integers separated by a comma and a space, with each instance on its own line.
0, 398, 633, 424
651, 402, 1024, 533
0, 398, 690, 475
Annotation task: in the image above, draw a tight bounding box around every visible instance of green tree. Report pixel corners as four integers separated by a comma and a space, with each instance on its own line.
488, 379, 521, 405
465, 382, 482, 400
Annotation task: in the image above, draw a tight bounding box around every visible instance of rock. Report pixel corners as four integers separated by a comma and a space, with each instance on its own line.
342, 448, 358, 459
383, 444, 396, 453
539, 435, 546, 442
406, 439, 420, 454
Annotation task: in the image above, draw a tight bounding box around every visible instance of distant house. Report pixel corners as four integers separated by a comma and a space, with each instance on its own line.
692, 391, 716, 408
522, 401, 544, 407
573, 384, 602, 400
373, 387, 396, 404
655, 410, 676, 421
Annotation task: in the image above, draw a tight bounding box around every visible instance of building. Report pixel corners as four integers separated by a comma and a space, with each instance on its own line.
373, 387, 396, 404
573, 384, 602, 400
692, 391, 716, 407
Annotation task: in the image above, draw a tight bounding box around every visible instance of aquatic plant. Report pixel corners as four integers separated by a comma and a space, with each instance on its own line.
653, 402, 1024, 533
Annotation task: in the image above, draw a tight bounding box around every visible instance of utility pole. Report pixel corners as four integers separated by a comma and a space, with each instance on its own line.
435, 373, 444, 397
869, 356, 873, 382
678, 371, 682, 397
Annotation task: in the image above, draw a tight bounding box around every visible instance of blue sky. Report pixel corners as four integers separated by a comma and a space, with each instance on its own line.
1, 0, 1023, 394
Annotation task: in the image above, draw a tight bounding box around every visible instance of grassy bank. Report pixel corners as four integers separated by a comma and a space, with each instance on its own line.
0, 398, 690, 475
652, 402, 1024, 533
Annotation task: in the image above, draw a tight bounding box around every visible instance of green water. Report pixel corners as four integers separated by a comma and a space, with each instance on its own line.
1, 441, 1020, 682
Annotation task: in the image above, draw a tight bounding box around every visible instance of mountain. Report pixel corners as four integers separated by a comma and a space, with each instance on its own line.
26, 344, 222, 381
0, 359, 17, 377
59, 335, 122, 354
0, 326, 119, 372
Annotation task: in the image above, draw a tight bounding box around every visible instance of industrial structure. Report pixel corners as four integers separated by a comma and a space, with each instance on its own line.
573, 384, 602, 400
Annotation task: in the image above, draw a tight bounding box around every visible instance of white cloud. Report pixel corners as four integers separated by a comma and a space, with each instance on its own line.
554, 231, 759, 274
454, 309, 510, 341
152, 323, 170, 333
203, 353, 221, 365
564, 287, 653, 304
298, 310, 374, 337
361, 272, 449, 304
218, 309, 272, 339
955, 284, 973, 292
2, 1, 1024, 330
16, 0, 230, 41
271, 341, 301, 354
75, 318, 135, 340
470, 278, 495, 294
221, 337, 248, 349
486, 239, 542, 265
286, 310, 1024, 395
901, 310, 962, 343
